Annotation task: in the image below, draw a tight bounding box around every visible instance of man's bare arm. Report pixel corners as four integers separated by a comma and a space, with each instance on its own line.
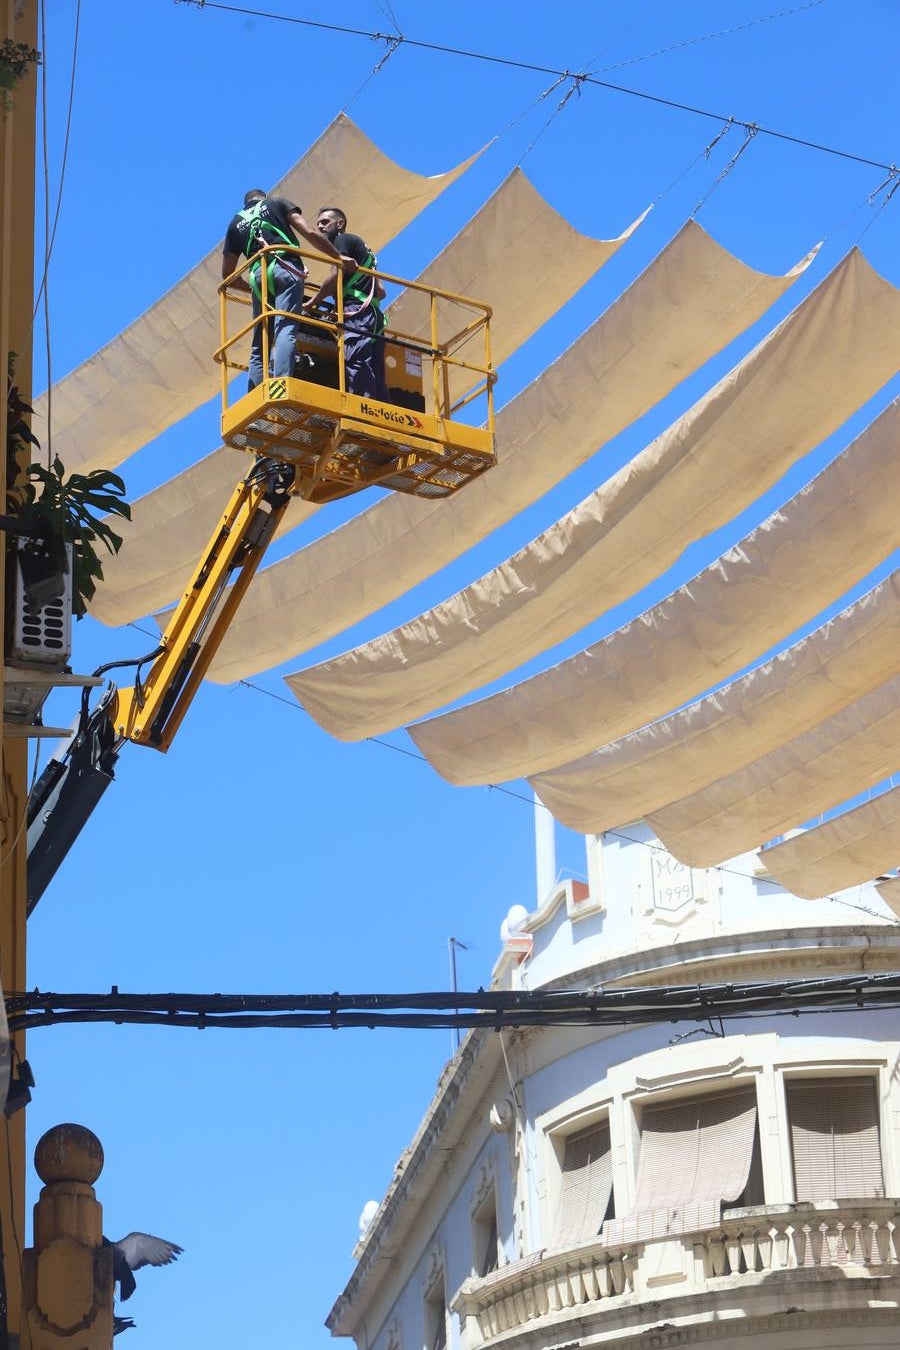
304, 265, 340, 311
222, 249, 251, 293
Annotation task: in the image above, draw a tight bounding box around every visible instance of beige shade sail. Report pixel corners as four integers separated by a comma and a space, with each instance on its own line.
787, 1079, 885, 1202
761, 788, 900, 900
292, 350, 899, 745
875, 876, 900, 917
531, 568, 900, 835
387, 169, 648, 407
552, 1121, 613, 1248
408, 252, 900, 786
648, 673, 900, 867
89, 171, 645, 626
33, 114, 480, 478
209, 221, 819, 683
602, 1089, 757, 1245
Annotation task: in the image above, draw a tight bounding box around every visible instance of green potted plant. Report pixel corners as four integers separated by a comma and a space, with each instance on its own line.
17, 456, 131, 616
6, 360, 131, 616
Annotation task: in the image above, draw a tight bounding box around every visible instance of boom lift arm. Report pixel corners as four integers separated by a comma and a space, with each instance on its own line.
26, 459, 294, 910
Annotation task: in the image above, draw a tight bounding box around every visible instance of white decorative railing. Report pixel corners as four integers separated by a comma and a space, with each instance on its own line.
696, 1200, 900, 1277
455, 1240, 636, 1342
453, 1202, 900, 1345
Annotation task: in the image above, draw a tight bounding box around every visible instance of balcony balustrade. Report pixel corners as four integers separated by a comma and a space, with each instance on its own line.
453, 1201, 900, 1345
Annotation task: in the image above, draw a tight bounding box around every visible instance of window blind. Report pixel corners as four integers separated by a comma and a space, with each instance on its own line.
788, 1077, 884, 1202
604, 1088, 757, 1245
553, 1120, 613, 1247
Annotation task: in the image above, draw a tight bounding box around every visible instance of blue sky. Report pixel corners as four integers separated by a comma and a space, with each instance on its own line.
21, 1, 900, 1346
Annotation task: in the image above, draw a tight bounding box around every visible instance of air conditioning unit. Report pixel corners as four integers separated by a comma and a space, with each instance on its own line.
4, 540, 73, 725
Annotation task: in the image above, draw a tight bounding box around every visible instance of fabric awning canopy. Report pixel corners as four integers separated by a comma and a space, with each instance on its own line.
761, 788, 900, 900
206, 222, 819, 683
386, 168, 648, 408
602, 1089, 757, 1245
291, 342, 898, 745
406, 253, 900, 786
876, 876, 900, 918
90, 169, 639, 627
33, 114, 480, 477
530, 568, 900, 835
648, 674, 900, 866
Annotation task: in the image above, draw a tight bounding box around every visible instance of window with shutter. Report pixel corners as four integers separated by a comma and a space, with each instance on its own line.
424, 1268, 447, 1350
552, 1119, 614, 1247
787, 1077, 884, 1202
472, 1192, 499, 1276
603, 1087, 758, 1245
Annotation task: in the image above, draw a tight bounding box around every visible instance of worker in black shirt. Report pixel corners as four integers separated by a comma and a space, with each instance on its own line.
305, 207, 388, 401
223, 190, 349, 391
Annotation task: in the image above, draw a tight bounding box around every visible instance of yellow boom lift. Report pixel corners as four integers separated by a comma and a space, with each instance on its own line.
26, 245, 495, 906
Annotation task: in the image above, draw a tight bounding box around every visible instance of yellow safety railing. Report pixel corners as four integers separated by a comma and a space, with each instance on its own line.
215, 243, 495, 430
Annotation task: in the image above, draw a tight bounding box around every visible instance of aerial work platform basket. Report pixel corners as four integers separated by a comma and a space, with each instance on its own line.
26, 244, 499, 902
217, 245, 496, 505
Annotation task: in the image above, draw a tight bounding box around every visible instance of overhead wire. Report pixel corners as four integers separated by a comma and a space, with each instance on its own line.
581, 0, 673, 70
587, 0, 827, 76
31, 0, 81, 327
689, 121, 759, 217
37, 0, 52, 467
174, 0, 896, 171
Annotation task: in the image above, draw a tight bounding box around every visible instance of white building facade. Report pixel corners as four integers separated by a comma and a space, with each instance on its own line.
328, 827, 900, 1350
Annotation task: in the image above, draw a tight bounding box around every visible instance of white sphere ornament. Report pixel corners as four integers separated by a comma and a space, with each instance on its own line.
358, 1199, 379, 1238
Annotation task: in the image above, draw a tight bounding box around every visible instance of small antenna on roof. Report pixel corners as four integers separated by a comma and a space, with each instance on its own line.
448, 936, 469, 1053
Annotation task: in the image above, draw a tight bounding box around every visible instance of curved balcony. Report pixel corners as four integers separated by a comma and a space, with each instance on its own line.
453, 1201, 900, 1347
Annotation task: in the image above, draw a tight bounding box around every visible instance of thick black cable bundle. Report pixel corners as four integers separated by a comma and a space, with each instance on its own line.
8, 972, 900, 1034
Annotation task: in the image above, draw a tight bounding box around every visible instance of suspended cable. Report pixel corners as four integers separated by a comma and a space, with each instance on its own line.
588, 1, 827, 76
38, 0, 52, 466
173, 0, 895, 171
32, 0, 81, 326
690, 121, 759, 217
9, 971, 900, 1034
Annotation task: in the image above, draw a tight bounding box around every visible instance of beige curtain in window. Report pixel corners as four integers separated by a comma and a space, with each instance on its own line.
407, 250, 900, 786
603, 1089, 757, 1245
787, 1079, 884, 1201
648, 674, 900, 867
290, 385, 899, 743
761, 787, 900, 900
34, 114, 481, 477
206, 221, 818, 684
531, 568, 900, 836
90, 170, 639, 627
552, 1121, 613, 1248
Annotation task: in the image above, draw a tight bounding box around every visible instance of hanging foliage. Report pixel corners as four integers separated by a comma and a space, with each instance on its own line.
0, 39, 41, 111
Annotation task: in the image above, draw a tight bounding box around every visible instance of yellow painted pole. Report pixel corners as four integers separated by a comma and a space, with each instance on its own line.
0, 0, 38, 1340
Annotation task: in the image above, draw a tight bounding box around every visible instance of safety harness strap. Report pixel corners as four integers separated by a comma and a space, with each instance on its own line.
239, 202, 302, 301
343, 250, 380, 308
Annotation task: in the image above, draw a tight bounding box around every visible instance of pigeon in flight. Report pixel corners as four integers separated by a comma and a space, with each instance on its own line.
113, 1316, 136, 1336
104, 1233, 183, 1301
